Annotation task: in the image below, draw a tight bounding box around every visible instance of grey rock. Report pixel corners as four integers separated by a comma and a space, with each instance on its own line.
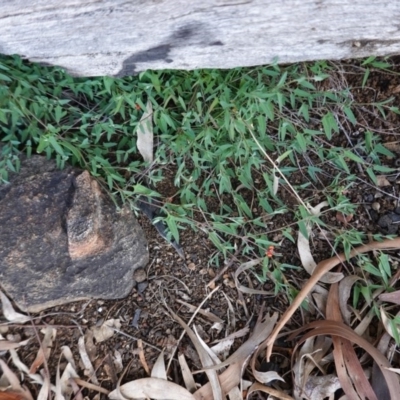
0, 154, 149, 313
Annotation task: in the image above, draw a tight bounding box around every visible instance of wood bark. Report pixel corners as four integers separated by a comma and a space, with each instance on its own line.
1, 0, 400, 77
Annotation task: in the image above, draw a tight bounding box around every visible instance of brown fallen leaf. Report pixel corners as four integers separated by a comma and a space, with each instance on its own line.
288, 321, 400, 400
376, 175, 391, 187
336, 211, 354, 225
327, 283, 378, 400
379, 290, 400, 305
383, 141, 400, 153
29, 327, 56, 374
265, 237, 400, 361
109, 377, 196, 400
246, 381, 294, 400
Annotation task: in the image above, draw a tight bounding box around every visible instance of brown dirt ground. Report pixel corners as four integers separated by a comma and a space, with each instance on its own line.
3, 58, 400, 399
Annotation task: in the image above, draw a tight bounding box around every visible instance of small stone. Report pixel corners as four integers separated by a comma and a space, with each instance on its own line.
187, 262, 196, 271
363, 193, 374, 202
137, 281, 148, 293
7, 334, 21, 342
133, 268, 147, 283
371, 202, 381, 211
378, 212, 400, 234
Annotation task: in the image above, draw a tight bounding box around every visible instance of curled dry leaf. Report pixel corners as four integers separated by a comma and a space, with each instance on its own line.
91, 319, 121, 343
303, 374, 341, 400
380, 308, 400, 341
376, 175, 391, 187
234, 259, 274, 295
108, 377, 196, 400
167, 308, 223, 400
297, 202, 344, 284
78, 336, 99, 385
29, 327, 56, 374
246, 382, 294, 400
326, 283, 378, 400
36, 370, 51, 400
0, 290, 31, 324
113, 350, 123, 373
0, 338, 30, 351
178, 353, 197, 393
265, 237, 400, 361
59, 363, 79, 399
136, 99, 154, 164
210, 338, 234, 358
338, 275, 364, 325
9, 349, 30, 374
151, 350, 167, 380
289, 320, 400, 400
0, 359, 33, 400
252, 370, 284, 386
336, 211, 354, 225
379, 290, 400, 305
292, 336, 332, 399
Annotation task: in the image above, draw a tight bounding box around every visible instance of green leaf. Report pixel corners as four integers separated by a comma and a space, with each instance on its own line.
295, 133, 307, 152
373, 165, 396, 173
362, 68, 370, 88
298, 220, 309, 239
321, 111, 339, 140
343, 150, 364, 164
0, 73, 11, 82
366, 167, 378, 185
166, 215, 180, 243
343, 106, 357, 125
37, 135, 49, 153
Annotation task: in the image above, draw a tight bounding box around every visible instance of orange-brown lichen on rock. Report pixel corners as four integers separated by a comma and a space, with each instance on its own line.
67, 171, 113, 259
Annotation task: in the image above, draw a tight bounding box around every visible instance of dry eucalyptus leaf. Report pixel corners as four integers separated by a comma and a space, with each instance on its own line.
109, 378, 196, 400
297, 201, 343, 284
29, 327, 56, 374
0, 290, 31, 324
338, 276, 365, 325
304, 374, 341, 399
379, 290, 400, 305
91, 319, 121, 343
380, 307, 400, 340
78, 336, 99, 385
234, 259, 274, 295
178, 353, 197, 393
136, 99, 154, 164
383, 141, 400, 153
151, 350, 167, 380
336, 211, 354, 225
376, 175, 391, 187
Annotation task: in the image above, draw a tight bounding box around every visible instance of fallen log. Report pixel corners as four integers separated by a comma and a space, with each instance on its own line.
1, 0, 400, 77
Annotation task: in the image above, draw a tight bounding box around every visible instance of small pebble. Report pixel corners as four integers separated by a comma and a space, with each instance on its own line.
0, 326, 9, 334
137, 281, 148, 293
371, 202, 381, 211
363, 193, 374, 202
133, 268, 147, 283
187, 262, 196, 271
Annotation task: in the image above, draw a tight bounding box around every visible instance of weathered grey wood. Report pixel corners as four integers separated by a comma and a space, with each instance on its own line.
1, 0, 400, 77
